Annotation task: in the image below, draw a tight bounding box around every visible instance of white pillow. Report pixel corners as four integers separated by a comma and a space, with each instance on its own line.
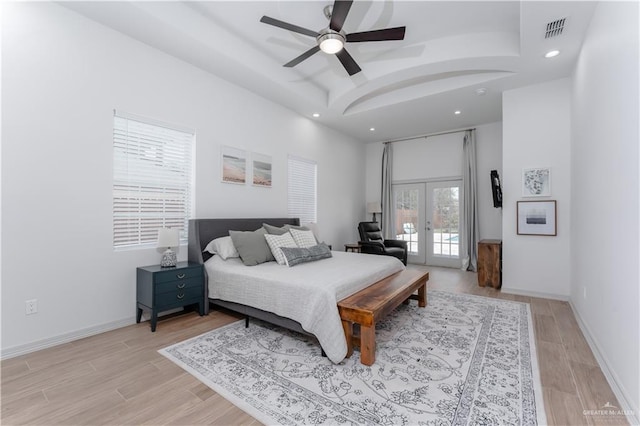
264, 232, 298, 265
289, 228, 318, 249
203, 236, 239, 260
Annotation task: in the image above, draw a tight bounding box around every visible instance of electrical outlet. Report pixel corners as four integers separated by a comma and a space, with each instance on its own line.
25, 299, 37, 315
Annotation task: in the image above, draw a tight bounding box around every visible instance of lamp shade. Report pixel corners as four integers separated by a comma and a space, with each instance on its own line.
157, 228, 180, 248
367, 202, 382, 214
305, 222, 320, 241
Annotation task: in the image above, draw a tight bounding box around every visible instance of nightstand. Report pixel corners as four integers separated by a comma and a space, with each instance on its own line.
136, 261, 205, 332
344, 243, 361, 253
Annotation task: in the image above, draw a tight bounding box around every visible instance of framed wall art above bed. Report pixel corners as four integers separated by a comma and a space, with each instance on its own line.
251, 153, 272, 188
221, 146, 247, 184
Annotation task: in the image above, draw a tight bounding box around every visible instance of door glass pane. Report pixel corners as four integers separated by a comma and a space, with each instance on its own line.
395, 188, 419, 254
432, 186, 459, 258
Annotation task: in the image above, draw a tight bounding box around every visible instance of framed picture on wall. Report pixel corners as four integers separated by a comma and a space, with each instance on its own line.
522, 167, 551, 197
252, 153, 272, 187
221, 146, 247, 184
517, 200, 557, 236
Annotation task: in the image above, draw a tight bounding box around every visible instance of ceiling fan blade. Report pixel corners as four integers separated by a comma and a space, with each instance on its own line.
260, 16, 319, 38
284, 46, 321, 68
335, 48, 361, 76
329, 0, 353, 32
346, 26, 406, 42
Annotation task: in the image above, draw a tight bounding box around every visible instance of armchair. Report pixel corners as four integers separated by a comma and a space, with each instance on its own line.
358, 221, 408, 265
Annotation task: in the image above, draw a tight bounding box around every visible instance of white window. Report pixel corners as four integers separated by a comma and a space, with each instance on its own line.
287, 155, 317, 224
113, 111, 194, 250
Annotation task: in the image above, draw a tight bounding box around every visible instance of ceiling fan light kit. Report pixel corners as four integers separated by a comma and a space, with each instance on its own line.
318, 31, 345, 54
260, 0, 406, 76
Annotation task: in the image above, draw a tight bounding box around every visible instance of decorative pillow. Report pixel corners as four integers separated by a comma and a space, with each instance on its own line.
203, 236, 239, 260
229, 228, 274, 266
263, 223, 309, 235
262, 223, 289, 235
280, 243, 332, 267
289, 228, 318, 248
264, 232, 299, 265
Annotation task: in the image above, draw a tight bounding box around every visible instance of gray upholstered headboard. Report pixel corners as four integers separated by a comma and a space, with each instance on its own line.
188, 217, 300, 265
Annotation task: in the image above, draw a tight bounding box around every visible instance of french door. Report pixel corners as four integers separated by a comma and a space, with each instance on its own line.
425, 181, 462, 268
393, 183, 425, 264
393, 180, 462, 267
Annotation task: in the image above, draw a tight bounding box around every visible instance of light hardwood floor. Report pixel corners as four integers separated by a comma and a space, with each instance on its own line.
1, 266, 629, 425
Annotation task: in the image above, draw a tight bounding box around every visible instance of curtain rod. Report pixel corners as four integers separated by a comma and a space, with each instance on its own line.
384, 127, 476, 144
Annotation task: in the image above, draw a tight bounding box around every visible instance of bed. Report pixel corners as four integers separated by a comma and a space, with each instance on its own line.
187, 218, 405, 363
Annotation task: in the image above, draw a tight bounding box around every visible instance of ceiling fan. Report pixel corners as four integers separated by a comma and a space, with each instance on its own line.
260, 0, 406, 76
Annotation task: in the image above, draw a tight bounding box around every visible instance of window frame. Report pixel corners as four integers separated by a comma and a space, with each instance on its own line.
112, 111, 195, 251
287, 155, 317, 225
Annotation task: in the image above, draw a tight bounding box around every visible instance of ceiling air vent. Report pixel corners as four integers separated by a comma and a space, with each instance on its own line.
545, 18, 566, 39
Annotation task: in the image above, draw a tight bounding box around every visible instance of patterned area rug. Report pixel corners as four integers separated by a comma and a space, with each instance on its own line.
160, 291, 546, 425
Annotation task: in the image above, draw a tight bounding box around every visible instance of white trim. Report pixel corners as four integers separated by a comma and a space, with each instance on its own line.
1, 317, 135, 360
113, 109, 195, 135
525, 302, 548, 426
500, 287, 569, 301
569, 301, 640, 425
287, 153, 316, 165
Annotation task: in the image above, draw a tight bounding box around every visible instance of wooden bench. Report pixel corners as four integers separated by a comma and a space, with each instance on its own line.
337, 269, 429, 366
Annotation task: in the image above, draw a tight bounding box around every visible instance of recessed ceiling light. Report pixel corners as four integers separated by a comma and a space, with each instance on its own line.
454, 110, 461, 115
312, 113, 320, 118
369, 127, 375, 131
545, 50, 560, 58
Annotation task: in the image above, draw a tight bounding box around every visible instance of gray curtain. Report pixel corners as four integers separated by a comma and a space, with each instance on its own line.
462, 130, 479, 271
381, 143, 394, 239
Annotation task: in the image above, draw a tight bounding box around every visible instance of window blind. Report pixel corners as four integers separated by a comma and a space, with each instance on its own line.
113, 113, 194, 250
287, 155, 317, 224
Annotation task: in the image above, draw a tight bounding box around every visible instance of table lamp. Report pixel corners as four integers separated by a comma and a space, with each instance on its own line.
157, 228, 180, 267
367, 202, 382, 222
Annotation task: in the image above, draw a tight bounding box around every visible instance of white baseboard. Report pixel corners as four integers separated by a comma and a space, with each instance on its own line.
1, 307, 188, 360
1, 317, 135, 360
500, 287, 569, 301
568, 301, 640, 425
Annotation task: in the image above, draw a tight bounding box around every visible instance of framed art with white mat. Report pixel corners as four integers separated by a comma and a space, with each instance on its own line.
522, 167, 551, 197
517, 200, 557, 236
221, 146, 247, 184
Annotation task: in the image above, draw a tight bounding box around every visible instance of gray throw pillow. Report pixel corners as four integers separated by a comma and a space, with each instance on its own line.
263, 223, 309, 235
280, 243, 332, 267
229, 228, 274, 266
262, 223, 290, 235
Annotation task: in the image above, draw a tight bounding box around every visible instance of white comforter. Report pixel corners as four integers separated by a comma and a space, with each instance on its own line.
205, 251, 405, 363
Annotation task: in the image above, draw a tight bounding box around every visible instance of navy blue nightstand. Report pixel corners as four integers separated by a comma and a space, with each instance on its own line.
136, 261, 204, 332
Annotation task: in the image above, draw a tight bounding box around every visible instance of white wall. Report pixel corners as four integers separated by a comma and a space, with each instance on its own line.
393, 132, 464, 182
1, 2, 365, 355
570, 1, 639, 416
364, 121, 503, 240
502, 79, 572, 299
475, 122, 503, 240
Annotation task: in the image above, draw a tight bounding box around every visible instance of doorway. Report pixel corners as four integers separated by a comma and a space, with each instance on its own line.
393, 180, 462, 267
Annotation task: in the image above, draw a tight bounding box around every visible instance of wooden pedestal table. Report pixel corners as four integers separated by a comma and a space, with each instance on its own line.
478, 239, 502, 289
